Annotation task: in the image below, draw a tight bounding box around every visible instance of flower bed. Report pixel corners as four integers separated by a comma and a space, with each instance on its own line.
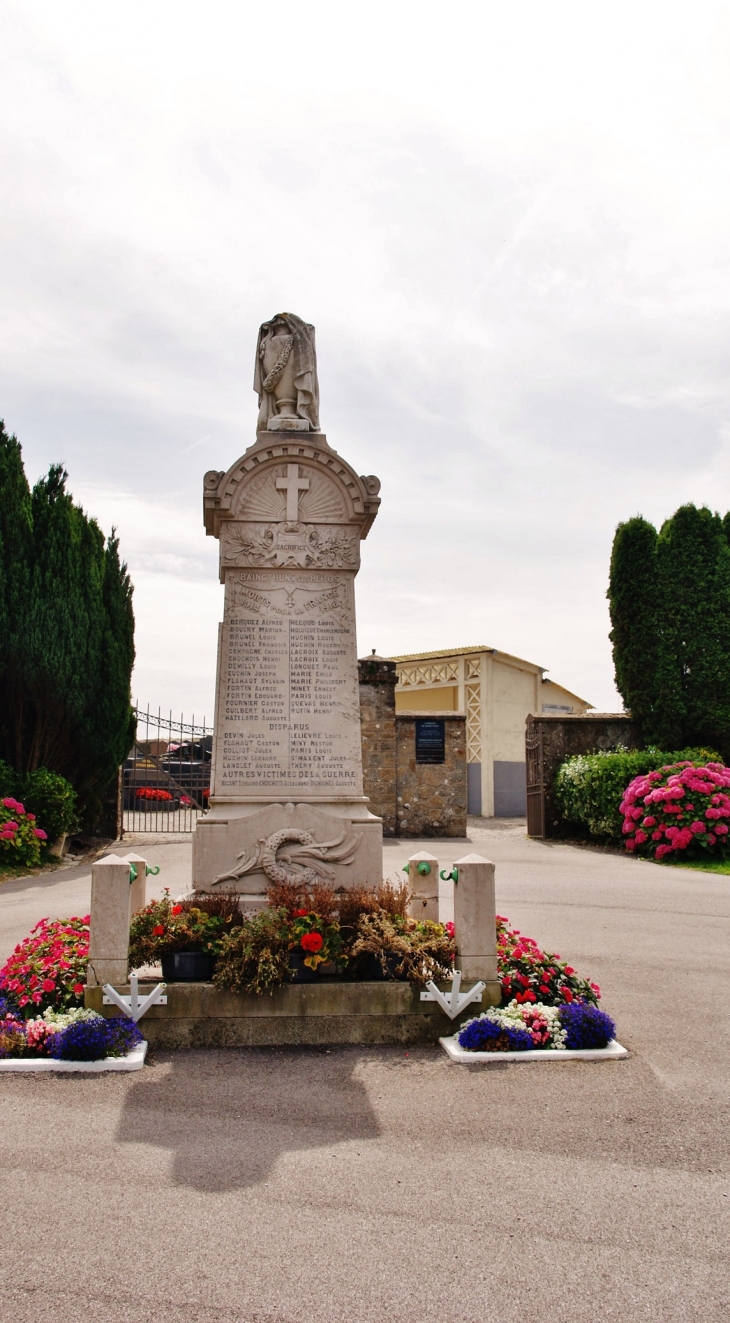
0, 915, 90, 1011
621, 760, 730, 862
496, 915, 600, 1006
0, 1002, 145, 1070
443, 999, 626, 1063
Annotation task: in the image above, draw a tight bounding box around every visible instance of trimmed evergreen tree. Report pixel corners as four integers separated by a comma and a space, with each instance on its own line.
653, 505, 730, 752
0, 423, 135, 827
608, 516, 660, 731
608, 503, 730, 758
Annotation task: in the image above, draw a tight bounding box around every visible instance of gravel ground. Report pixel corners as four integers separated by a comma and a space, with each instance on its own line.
1, 821, 729, 1322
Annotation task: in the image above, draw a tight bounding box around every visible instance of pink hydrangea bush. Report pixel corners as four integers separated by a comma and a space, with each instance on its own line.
620, 761, 730, 861
0, 797, 47, 870
0, 915, 90, 1014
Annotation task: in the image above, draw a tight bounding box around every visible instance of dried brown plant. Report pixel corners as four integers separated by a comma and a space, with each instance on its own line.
264, 878, 338, 922
375, 880, 411, 919
265, 878, 309, 914
180, 892, 243, 924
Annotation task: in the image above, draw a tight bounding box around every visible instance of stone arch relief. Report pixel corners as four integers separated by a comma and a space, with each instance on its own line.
222, 461, 360, 571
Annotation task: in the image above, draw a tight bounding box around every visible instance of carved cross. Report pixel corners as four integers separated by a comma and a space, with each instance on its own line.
276, 464, 310, 526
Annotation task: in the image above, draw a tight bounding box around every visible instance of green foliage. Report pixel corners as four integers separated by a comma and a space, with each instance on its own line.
0, 423, 135, 829
608, 504, 730, 757
608, 517, 660, 730
18, 768, 79, 841
555, 746, 720, 840
213, 908, 293, 996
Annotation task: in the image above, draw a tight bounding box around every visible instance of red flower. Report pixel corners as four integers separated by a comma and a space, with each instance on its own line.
293, 909, 309, 918
171, 905, 183, 915
560, 986, 574, 1002
41, 978, 55, 992
73, 983, 84, 995
152, 924, 165, 936
300, 932, 323, 953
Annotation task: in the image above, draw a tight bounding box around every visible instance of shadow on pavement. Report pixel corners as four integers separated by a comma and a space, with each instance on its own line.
116, 1047, 381, 1192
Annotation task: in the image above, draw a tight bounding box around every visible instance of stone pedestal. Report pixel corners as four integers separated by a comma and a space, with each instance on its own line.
193, 429, 383, 901
452, 852, 499, 993
406, 851, 440, 921
86, 855, 132, 987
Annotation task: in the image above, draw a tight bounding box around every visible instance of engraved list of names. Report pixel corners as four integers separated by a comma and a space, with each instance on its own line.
217, 570, 363, 795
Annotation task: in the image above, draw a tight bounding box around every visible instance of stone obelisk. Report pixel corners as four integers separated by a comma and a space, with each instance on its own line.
192, 313, 383, 903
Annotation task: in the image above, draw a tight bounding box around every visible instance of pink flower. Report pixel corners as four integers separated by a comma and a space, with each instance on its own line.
690, 821, 706, 835
33, 829, 47, 840
643, 816, 656, 827
41, 978, 55, 992
715, 823, 728, 836
625, 838, 636, 852
635, 830, 648, 844
655, 844, 673, 859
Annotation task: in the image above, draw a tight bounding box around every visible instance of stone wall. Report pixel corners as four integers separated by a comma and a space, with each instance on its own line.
395, 712, 467, 837
526, 712, 641, 839
358, 656, 397, 835
359, 657, 467, 837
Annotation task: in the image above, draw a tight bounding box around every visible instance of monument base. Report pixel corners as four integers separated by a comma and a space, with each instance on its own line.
86, 979, 501, 1048
192, 799, 383, 900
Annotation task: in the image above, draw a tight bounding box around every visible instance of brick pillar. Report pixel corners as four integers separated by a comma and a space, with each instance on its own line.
358, 654, 397, 836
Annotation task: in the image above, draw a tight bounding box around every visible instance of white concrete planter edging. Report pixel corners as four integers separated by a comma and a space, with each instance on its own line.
0, 1042, 147, 1073
440, 1036, 628, 1064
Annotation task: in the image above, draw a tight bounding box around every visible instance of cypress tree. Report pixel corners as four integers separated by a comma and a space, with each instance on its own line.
0, 429, 135, 827
0, 423, 34, 768
608, 516, 661, 729
653, 505, 730, 753
609, 503, 730, 759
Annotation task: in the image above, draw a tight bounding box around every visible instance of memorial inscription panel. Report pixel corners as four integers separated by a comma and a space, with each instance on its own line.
217, 569, 363, 796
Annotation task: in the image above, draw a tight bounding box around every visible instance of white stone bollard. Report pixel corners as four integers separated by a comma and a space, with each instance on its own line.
86, 854, 133, 987
122, 853, 148, 915
406, 851, 439, 922
452, 852, 498, 989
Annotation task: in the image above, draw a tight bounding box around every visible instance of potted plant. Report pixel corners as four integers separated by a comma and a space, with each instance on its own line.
128, 891, 242, 981
287, 909, 344, 981
350, 912, 455, 982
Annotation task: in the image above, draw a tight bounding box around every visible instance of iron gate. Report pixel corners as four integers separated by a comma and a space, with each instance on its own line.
123, 706, 211, 834
525, 717, 545, 838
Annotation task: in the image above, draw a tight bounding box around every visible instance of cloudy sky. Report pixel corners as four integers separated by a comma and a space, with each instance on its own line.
2, 1, 730, 719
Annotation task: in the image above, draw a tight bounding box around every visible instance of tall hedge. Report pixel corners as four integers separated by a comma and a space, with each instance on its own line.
0, 422, 136, 828
608, 504, 730, 758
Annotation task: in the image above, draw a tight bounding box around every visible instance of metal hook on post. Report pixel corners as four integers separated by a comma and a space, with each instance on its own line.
439, 868, 458, 883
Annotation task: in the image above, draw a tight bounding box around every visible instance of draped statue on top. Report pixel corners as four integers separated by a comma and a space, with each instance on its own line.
253, 312, 320, 432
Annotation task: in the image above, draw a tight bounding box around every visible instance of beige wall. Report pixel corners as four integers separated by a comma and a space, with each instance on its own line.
393, 646, 591, 818
395, 685, 458, 712
491, 660, 539, 762
540, 678, 589, 714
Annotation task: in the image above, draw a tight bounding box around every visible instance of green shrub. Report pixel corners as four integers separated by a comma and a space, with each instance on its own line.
554, 747, 721, 840
0, 760, 78, 843
21, 768, 79, 841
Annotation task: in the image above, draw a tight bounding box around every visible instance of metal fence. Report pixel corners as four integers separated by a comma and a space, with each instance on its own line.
123, 706, 211, 835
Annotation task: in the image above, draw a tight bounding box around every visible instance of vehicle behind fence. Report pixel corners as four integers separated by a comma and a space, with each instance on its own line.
124, 707, 211, 834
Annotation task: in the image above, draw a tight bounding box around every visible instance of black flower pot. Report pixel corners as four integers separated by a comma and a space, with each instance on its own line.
161, 951, 215, 982
362, 952, 405, 981
288, 952, 318, 983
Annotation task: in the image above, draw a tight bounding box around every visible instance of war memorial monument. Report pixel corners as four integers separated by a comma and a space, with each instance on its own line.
192, 313, 385, 902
